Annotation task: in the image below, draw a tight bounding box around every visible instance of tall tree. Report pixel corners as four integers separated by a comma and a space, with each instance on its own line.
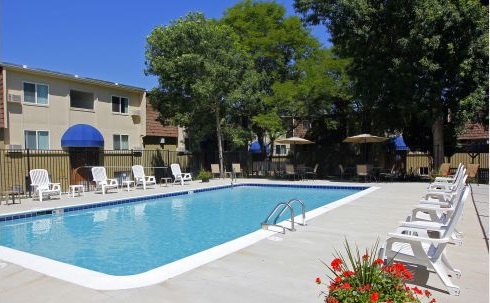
295, 0, 488, 168
145, 13, 255, 175
221, 0, 320, 151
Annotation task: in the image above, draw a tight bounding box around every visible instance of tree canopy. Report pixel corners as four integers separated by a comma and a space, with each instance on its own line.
295, 0, 489, 167
145, 12, 256, 174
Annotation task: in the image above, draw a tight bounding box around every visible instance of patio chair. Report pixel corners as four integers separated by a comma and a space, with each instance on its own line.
338, 164, 352, 180
356, 164, 374, 182
433, 162, 451, 178
379, 186, 469, 296
211, 164, 221, 179
132, 165, 156, 190
227, 163, 244, 179
170, 163, 192, 185
29, 169, 62, 202
466, 163, 479, 184
303, 164, 318, 180
91, 166, 119, 194
284, 164, 299, 180
379, 164, 397, 182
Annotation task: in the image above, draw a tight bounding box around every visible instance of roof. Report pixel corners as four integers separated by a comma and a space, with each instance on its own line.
458, 123, 489, 141
145, 102, 178, 137
1, 62, 146, 93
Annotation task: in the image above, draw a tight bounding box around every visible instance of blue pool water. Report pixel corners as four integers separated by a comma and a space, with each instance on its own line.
0, 184, 362, 276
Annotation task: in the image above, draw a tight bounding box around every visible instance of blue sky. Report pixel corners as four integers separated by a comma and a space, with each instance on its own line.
1, 0, 330, 90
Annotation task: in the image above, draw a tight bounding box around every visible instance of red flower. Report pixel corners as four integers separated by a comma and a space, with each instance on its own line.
370, 292, 379, 302
362, 254, 369, 261
373, 258, 384, 266
430, 298, 437, 303
424, 289, 432, 297
331, 258, 343, 271
341, 283, 351, 289
315, 277, 322, 284
334, 276, 342, 283
326, 296, 339, 303
412, 286, 423, 295
342, 270, 355, 277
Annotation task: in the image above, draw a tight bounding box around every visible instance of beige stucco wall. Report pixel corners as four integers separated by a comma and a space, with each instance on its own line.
4, 68, 146, 150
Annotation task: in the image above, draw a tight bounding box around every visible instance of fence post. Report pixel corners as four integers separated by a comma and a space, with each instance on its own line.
26, 148, 31, 197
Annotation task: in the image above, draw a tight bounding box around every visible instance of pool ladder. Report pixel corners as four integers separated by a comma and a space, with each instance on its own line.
261, 198, 306, 233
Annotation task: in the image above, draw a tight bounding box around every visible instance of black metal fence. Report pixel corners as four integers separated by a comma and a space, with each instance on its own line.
0, 145, 487, 197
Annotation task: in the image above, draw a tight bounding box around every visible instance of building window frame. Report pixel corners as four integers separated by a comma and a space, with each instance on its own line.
24, 130, 50, 150
112, 96, 129, 114
275, 144, 287, 155
23, 81, 49, 105
113, 134, 129, 150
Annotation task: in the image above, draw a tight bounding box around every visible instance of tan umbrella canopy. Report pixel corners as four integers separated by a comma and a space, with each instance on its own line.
343, 134, 388, 163
276, 136, 315, 145
343, 133, 388, 144
276, 137, 314, 167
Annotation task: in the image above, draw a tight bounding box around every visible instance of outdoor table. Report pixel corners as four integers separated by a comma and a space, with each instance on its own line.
2, 191, 22, 205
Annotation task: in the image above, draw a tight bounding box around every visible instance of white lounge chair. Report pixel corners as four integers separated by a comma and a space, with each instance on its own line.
29, 169, 61, 202
132, 165, 156, 190
91, 166, 119, 194
380, 186, 469, 296
170, 163, 192, 185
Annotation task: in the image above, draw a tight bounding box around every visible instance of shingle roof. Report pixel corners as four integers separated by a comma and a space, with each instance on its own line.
146, 102, 178, 137
458, 123, 489, 140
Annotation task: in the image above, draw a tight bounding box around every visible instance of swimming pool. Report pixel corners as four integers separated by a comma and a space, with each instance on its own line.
0, 183, 374, 289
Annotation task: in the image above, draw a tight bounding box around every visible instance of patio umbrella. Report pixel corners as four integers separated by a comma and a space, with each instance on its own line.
276, 137, 314, 167
342, 133, 388, 144
343, 133, 388, 163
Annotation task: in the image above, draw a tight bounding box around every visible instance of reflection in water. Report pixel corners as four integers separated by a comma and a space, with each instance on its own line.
32, 219, 51, 234
134, 203, 146, 217
93, 209, 109, 222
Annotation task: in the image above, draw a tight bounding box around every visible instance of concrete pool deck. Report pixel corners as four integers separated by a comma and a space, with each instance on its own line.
0, 179, 488, 302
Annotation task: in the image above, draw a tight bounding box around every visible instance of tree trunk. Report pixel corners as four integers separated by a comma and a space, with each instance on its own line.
431, 115, 445, 173
215, 108, 224, 178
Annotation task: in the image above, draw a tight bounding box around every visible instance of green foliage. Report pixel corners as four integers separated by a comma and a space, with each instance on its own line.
197, 170, 212, 182
295, 0, 489, 153
145, 12, 256, 158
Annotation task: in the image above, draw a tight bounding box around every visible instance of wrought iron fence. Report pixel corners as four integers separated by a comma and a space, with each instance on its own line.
0, 145, 487, 197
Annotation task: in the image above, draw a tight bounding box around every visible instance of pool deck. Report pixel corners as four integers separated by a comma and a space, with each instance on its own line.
0, 179, 488, 303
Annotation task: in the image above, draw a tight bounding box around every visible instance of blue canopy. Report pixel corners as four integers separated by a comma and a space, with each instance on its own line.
61, 124, 104, 147
249, 141, 270, 154
394, 135, 409, 151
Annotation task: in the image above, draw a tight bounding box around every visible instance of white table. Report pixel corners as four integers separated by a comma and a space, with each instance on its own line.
69, 185, 84, 197
122, 180, 135, 191
160, 177, 172, 187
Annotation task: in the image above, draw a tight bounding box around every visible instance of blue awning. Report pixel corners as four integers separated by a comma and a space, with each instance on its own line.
249, 141, 270, 154
61, 124, 104, 147
394, 135, 409, 151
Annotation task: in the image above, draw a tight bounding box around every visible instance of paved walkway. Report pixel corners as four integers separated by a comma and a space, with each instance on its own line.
0, 180, 488, 303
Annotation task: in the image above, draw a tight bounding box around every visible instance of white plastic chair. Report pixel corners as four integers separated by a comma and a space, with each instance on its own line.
132, 165, 156, 190
170, 163, 192, 185
91, 166, 119, 194
380, 186, 469, 296
29, 169, 61, 202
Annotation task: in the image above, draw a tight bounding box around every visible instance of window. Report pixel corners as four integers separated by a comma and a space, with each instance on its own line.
24, 130, 49, 150
23, 82, 49, 104
70, 90, 94, 110
112, 96, 129, 114
275, 144, 287, 155
302, 120, 311, 129
113, 134, 129, 150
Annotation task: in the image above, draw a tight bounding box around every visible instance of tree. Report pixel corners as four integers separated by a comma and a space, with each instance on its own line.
221, 0, 320, 152
295, 0, 488, 168
145, 13, 255, 176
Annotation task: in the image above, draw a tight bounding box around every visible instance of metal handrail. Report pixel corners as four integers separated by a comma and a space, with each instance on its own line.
262, 198, 306, 233
282, 198, 306, 226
